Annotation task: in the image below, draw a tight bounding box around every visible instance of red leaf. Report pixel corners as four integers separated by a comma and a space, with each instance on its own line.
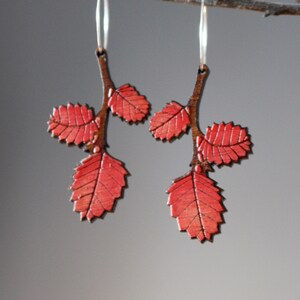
48, 103, 100, 145
108, 84, 150, 122
168, 166, 224, 242
150, 101, 190, 141
197, 122, 252, 166
71, 152, 128, 222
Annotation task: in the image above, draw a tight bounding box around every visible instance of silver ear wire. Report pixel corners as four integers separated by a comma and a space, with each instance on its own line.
96, 0, 109, 50
199, 0, 207, 70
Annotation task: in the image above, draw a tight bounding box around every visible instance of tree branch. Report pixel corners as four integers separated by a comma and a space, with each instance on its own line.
162, 0, 300, 17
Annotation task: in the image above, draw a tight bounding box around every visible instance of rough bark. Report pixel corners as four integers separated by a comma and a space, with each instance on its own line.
162, 0, 300, 17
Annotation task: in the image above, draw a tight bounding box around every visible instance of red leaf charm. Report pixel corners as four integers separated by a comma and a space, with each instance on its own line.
108, 84, 150, 122
168, 166, 224, 242
48, 103, 100, 145
71, 152, 128, 221
150, 101, 190, 141
197, 122, 252, 166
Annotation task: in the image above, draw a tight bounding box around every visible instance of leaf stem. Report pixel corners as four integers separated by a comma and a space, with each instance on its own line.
90, 48, 115, 152
188, 65, 209, 167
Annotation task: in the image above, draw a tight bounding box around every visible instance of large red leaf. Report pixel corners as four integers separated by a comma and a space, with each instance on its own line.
48, 103, 100, 145
197, 122, 252, 166
108, 84, 150, 122
150, 101, 190, 141
168, 166, 224, 242
71, 152, 128, 221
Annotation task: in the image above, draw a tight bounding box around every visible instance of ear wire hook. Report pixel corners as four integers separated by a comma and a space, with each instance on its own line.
96, 0, 109, 50
199, 0, 207, 71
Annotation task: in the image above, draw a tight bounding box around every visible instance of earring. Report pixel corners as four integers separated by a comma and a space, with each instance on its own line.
48, 0, 150, 222
150, 1, 252, 243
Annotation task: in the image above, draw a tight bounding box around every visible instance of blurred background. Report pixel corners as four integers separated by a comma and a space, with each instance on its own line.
0, 0, 299, 299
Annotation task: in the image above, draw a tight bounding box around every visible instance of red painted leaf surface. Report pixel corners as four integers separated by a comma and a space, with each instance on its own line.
197, 122, 252, 166
71, 152, 128, 221
108, 84, 150, 122
150, 101, 190, 141
48, 104, 100, 145
168, 166, 224, 242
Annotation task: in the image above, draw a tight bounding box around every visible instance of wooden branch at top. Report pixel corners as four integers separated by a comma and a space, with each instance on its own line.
162, 0, 300, 16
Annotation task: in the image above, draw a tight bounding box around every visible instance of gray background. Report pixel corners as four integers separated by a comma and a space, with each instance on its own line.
1, 0, 299, 299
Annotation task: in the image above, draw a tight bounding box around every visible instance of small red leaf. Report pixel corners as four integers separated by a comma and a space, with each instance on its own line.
71, 152, 128, 221
197, 122, 252, 166
168, 166, 224, 242
150, 101, 190, 141
48, 103, 100, 145
108, 84, 150, 122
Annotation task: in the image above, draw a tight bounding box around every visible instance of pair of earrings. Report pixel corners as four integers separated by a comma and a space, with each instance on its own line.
48, 0, 252, 242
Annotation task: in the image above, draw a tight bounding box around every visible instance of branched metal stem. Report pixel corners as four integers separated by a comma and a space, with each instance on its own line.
87, 48, 115, 153
162, 0, 300, 17
188, 65, 210, 170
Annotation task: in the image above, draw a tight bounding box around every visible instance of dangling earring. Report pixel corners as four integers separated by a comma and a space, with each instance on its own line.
48, 0, 150, 222
150, 1, 252, 243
